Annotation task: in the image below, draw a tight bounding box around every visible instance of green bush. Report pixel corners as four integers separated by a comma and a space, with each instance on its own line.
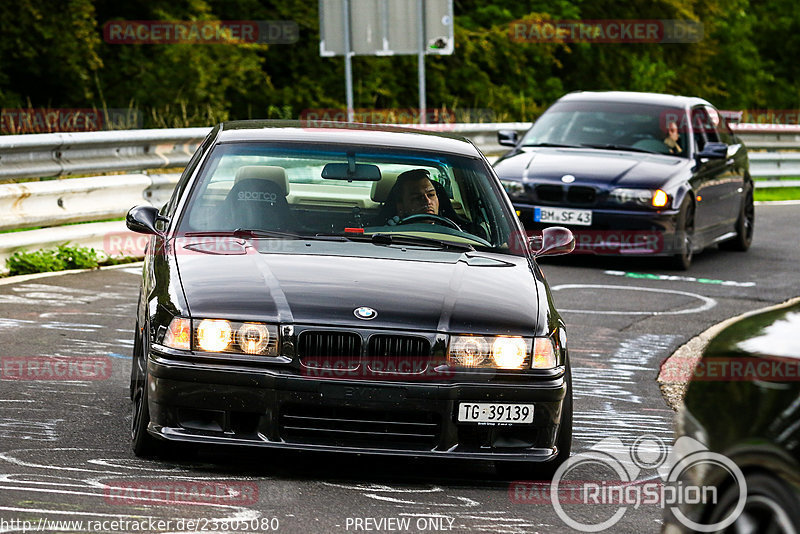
6, 244, 100, 276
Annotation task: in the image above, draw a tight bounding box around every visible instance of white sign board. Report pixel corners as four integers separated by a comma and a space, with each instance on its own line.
320, 0, 454, 56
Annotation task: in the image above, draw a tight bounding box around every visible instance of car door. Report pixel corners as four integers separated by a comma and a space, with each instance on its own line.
712, 108, 747, 225
690, 106, 732, 238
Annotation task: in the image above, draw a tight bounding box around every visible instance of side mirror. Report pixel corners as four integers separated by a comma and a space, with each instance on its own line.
531, 226, 575, 257
126, 205, 167, 235
696, 142, 727, 160
497, 129, 519, 147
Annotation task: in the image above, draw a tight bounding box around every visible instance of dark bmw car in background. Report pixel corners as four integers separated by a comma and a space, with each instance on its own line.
663, 299, 800, 532
126, 121, 575, 476
494, 91, 754, 269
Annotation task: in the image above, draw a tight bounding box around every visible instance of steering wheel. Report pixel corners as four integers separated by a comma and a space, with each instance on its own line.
398, 213, 462, 231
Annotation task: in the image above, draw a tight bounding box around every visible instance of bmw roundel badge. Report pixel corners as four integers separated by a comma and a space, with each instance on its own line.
354, 307, 377, 320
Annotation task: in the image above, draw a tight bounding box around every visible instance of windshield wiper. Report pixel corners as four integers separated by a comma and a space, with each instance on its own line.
579, 143, 658, 154
521, 142, 585, 148
317, 231, 474, 251
231, 228, 306, 239
369, 233, 474, 251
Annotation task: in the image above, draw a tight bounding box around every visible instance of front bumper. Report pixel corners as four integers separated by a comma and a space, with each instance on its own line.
513, 202, 682, 256
145, 346, 569, 462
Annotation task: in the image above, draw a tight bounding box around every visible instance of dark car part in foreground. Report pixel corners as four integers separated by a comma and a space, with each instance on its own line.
494, 91, 754, 269
127, 121, 575, 476
663, 300, 800, 532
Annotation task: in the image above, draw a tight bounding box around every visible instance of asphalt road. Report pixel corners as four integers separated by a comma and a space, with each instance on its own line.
0, 203, 798, 534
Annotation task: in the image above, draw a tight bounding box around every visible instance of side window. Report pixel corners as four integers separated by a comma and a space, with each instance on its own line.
163, 129, 217, 218
703, 106, 721, 143
712, 107, 735, 145
690, 107, 719, 152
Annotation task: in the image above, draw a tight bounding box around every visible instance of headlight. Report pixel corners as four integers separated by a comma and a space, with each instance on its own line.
195, 319, 279, 356
609, 188, 670, 208
448, 335, 556, 370
197, 319, 233, 352
500, 180, 525, 196
161, 317, 279, 356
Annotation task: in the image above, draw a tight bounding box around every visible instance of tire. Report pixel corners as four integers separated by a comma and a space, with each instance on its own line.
130, 322, 163, 457
719, 184, 754, 252
671, 197, 695, 270
496, 363, 573, 480
707, 473, 800, 533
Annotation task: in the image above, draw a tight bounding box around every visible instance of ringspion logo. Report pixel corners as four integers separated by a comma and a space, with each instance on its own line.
510, 435, 746, 532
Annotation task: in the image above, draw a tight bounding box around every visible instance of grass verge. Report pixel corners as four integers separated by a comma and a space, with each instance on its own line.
3, 244, 139, 277
754, 186, 800, 201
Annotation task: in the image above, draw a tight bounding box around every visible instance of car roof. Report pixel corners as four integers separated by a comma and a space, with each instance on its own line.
213, 120, 483, 158
558, 90, 714, 109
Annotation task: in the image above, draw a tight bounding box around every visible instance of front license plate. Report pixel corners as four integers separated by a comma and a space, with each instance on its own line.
458, 403, 534, 424
534, 206, 592, 226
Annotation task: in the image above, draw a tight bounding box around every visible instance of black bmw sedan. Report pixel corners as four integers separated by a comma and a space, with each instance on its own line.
494, 91, 754, 269
126, 121, 575, 475
663, 299, 800, 532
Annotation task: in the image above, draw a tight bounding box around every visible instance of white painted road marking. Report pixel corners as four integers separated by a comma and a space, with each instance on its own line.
551, 284, 717, 315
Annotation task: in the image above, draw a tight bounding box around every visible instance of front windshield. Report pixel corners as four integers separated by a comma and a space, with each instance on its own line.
177, 142, 525, 256
520, 100, 689, 157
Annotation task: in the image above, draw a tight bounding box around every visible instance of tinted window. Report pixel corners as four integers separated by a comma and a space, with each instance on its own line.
175, 142, 523, 256
521, 100, 689, 157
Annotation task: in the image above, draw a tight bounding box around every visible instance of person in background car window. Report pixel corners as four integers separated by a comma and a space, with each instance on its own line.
663, 121, 683, 154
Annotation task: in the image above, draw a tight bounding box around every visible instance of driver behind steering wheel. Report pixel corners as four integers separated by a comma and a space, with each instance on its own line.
388, 168, 440, 224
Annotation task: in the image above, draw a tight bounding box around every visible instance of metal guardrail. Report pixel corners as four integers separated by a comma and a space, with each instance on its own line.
0, 123, 798, 273
0, 128, 209, 180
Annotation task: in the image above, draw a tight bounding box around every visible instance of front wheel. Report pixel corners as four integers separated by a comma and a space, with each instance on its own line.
719, 185, 754, 251
671, 198, 695, 270
130, 324, 163, 457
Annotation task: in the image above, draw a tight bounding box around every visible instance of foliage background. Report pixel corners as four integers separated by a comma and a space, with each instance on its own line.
0, 0, 797, 128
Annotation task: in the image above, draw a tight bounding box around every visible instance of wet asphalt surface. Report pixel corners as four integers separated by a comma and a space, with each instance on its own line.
0, 203, 798, 534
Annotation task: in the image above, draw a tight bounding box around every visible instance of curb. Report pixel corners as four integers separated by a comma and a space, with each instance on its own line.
657, 294, 800, 411
0, 261, 143, 286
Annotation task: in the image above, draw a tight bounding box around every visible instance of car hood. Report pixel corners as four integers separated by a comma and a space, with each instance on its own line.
705, 302, 800, 360
173, 239, 544, 336
494, 147, 685, 187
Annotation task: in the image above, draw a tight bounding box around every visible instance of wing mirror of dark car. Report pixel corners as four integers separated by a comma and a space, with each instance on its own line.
696, 142, 728, 160
321, 162, 382, 181
126, 205, 168, 236
497, 129, 519, 147
530, 226, 575, 257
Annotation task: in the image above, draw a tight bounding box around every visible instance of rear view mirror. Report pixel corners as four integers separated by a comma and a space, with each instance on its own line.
531, 226, 575, 257
696, 142, 727, 160
126, 205, 167, 236
322, 163, 381, 181
497, 129, 519, 147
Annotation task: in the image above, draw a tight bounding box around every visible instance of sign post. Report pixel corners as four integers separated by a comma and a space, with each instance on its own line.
319, 0, 454, 124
